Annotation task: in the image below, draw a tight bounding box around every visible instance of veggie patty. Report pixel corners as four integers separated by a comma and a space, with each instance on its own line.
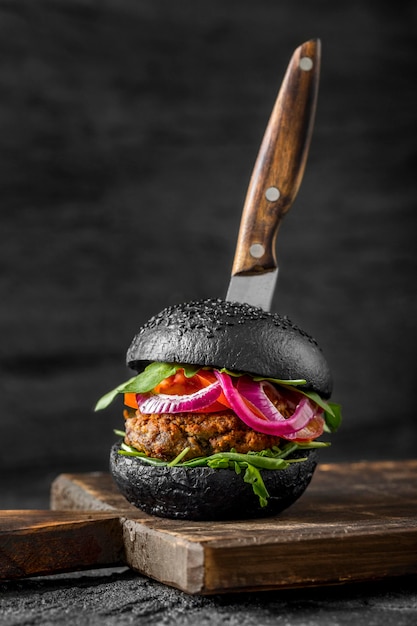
124, 409, 283, 462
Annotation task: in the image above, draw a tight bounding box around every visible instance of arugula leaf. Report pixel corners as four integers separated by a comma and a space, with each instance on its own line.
182, 364, 202, 378
252, 375, 308, 386
206, 451, 290, 471
168, 446, 191, 467
243, 464, 269, 508
323, 401, 343, 432
219, 367, 307, 386
233, 461, 242, 475
119, 442, 167, 465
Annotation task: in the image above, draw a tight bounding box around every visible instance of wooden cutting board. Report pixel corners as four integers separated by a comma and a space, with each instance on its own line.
1, 461, 417, 594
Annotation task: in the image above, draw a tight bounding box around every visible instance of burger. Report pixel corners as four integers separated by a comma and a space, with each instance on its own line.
95, 298, 341, 521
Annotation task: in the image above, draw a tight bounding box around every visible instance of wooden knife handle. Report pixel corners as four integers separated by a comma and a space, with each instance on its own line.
231, 39, 320, 276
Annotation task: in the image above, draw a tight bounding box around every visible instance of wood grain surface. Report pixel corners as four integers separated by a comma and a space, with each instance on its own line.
0, 510, 124, 579
2, 460, 413, 594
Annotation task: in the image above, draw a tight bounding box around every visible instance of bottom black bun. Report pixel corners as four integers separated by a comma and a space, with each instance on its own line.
110, 442, 318, 521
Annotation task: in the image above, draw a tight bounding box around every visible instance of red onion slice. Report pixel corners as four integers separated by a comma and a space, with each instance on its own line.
136, 380, 221, 414
214, 371, 317, 437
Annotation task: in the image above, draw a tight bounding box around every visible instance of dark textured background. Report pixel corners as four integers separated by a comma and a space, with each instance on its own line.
1, 0, 416, 508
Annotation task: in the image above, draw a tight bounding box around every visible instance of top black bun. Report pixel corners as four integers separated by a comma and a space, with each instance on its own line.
127, 298, 332, 398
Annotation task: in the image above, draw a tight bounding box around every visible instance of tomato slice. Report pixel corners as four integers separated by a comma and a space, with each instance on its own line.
153, 369, 202, 395
124, 392, 139, 409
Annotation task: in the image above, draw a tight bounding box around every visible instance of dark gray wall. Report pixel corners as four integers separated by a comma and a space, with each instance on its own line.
1, 1, 416, 504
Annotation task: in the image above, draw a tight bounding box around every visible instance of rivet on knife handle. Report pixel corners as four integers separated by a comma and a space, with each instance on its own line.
230, 39, 320, 277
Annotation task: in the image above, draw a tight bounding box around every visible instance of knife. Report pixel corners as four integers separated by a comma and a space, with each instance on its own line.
226, 39, 321, 311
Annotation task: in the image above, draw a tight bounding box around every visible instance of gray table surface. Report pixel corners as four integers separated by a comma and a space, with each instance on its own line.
2, 567, 417, 626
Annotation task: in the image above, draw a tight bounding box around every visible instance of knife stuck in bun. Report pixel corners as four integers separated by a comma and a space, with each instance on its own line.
95, 298, 341, 520
95, 39, 342, 520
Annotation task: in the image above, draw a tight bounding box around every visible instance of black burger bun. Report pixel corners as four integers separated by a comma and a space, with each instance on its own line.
127, 298, 332, 398
110, 442, 318, 521
114, 298, 331, 520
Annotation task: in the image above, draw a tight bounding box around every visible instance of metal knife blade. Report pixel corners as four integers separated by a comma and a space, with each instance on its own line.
226, 39, 321, 311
